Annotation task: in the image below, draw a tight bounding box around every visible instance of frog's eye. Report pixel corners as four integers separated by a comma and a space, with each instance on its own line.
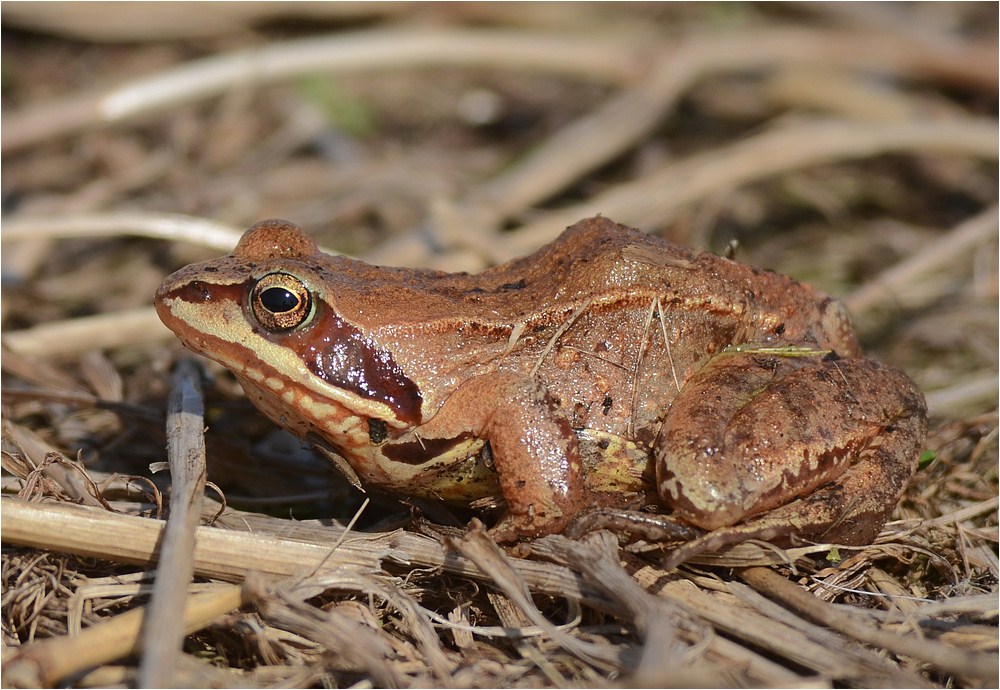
250, 272, 314, 331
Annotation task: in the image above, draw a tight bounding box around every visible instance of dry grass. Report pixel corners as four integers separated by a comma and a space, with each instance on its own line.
2, 3, 997, 688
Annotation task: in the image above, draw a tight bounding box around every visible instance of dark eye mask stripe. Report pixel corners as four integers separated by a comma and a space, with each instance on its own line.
165, 278, 422, 425
298, 310, 422, 426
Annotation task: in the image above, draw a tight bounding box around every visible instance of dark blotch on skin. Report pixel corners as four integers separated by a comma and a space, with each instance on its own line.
293, 306, 423, 424
368, 418, 389, 444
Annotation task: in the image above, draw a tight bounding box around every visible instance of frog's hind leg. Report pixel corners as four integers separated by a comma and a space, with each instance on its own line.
662, 422, 924, 570
655, 351, 927, 568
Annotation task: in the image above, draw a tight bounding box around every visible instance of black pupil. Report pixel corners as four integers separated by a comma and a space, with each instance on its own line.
260, 287, 299, 313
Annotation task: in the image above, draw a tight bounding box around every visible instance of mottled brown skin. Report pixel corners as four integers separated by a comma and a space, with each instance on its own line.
155, 216, 927, 557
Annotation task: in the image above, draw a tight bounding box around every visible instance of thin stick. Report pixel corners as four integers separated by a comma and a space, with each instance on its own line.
739, 566, 999, 683
2, 584, 247, 688
2, 307, 171, 357
636, 565, 926, 686
138, 358, 207, 688
1, 212, 245, 251
844, 205, 999, 315
528, 299, 591, 377
1, 498, 613, 612
924, 376, 999, 417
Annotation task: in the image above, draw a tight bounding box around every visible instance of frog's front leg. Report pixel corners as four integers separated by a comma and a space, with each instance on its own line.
406, 371, 584, 540
657, 348, 926, 549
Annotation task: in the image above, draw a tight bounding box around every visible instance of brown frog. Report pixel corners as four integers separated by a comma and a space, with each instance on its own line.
155, 216, 926, 561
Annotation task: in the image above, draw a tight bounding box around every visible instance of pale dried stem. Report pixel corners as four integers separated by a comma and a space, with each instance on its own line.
447, 528, 622, 670
723, 579, 931, 687
0, 348, 85, 392
532, 533, 722, 687
2, 307, 170, 357
1, 2, 406, 42
5, 497, 995, 685
762, 68, 962, 122
1, 213, 245, 251
1, 387, 158, 424
635, 564, 927, 686
0, 499, 610, 608
138, 359, 207, 687
448, 26, 995, 242
925, 376, 999, 418
2, 28, 638, 153
857, 592, 999, 619
2, 583, 246, 688
739, 566, 999, 683
844, 205, 999, 316
916, 496, 999, 530
498, 117, 998, 261
801, 1, 990, 56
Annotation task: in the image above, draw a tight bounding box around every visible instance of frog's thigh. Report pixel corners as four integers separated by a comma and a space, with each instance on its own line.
416, 371, 584, 537
662, 410, 925, 569
656, 354, 925, 532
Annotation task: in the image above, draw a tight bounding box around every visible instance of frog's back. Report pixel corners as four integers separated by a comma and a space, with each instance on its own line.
477, 216, 700, 296
316, 216, 687, 325
333, 217, 699, 322
479, 217, 858, 357
322, 216, 858, 358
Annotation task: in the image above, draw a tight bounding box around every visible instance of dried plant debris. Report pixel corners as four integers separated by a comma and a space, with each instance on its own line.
2, 3, 997, 688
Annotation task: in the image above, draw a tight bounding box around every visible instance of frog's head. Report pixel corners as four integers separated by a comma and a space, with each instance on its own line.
155, 220, 423, 449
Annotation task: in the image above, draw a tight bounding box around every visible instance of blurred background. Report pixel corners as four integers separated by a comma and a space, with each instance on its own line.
3, 1, 996, 404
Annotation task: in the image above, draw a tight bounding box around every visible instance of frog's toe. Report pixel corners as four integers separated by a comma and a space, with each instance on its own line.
661, 520, 796, 570
484, 517, 522, 543
487, 510, 573, 542
566, 508, 705, 542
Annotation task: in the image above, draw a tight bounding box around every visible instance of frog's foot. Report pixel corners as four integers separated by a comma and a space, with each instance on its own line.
565, 508, 705, 543
488, 511, 574, 543
661, 519, 797, 570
